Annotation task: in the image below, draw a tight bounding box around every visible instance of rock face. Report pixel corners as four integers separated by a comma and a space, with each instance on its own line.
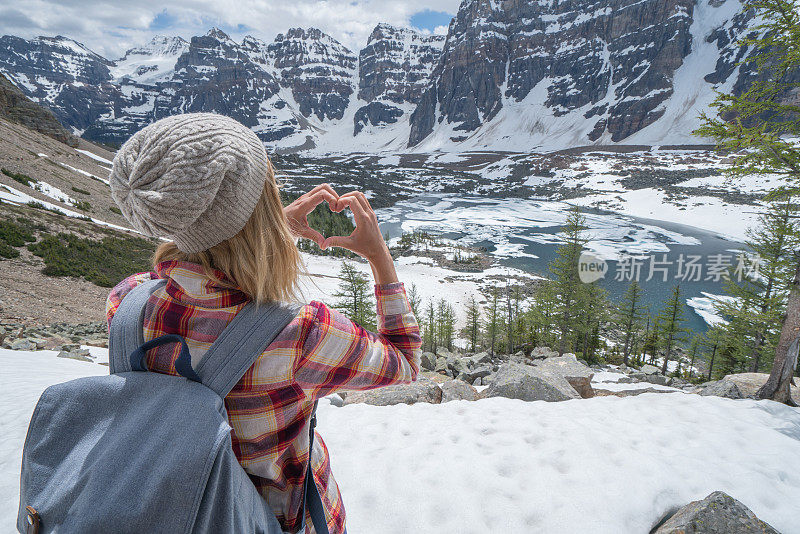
0, 73, 78, 146
484, 363, 581, 402
355, 24, 445, 135
407, 0, 759, 149
654, 491, 779, 534
721, 372, 800, 401
268, 28, 357, 122
342, 377, 442, 406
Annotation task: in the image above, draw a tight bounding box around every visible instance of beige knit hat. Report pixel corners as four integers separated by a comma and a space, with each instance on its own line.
110, 113, 269, 253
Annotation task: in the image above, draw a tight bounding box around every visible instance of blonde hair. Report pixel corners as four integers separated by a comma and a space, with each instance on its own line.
153, 161, 303, 304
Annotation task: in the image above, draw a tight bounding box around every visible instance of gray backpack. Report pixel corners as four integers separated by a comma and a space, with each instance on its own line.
18, 279, 329, 534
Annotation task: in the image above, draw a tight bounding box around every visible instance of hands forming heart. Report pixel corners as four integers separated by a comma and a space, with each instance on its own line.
283, 184, 390, 262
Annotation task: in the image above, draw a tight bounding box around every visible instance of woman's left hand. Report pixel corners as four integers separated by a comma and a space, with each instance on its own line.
283, 184, 340, 247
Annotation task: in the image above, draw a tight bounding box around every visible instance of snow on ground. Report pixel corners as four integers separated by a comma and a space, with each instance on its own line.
299, 253, 499, 328
2, 348, 799, 532
591, 371, 681, 392
571, 188, 760, 242
74, 148, 113, 167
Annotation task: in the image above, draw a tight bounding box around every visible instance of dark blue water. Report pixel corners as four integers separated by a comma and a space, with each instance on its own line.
379, 195, 746, 334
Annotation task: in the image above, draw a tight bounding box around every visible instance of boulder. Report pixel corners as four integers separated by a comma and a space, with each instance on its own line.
530, 346, 558, 359
698, 379, 743, 399
640, 374, 669, 387
441, 380, 479, 402
434, 357, 449, 374
593, 387, 677, 398
464, 364, 493, 384
533, 354, 595, 398
640, 364, 660, 375
721, 372, 800, 402
327, 394, 344, 408
654, 491, 779, 534
448, 357, 469, 377
343, 377, 442, 406
470, 351, 492, 365
56, 350, 92, 362
10, 339, 37, 351
484, 363, 580, 402
420, 352, 437, 371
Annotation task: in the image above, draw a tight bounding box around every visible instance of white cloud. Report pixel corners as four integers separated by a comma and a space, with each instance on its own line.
0, 0, 462, 59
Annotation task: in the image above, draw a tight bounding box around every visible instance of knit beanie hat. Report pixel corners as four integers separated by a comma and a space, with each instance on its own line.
110, 113, 269, 253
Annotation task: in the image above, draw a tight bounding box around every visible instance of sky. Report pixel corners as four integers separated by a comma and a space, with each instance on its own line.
0, 1, 460, 59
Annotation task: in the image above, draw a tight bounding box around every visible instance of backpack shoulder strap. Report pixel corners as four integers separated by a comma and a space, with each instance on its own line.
194, 301, 302, 399
108, 278, 167, 375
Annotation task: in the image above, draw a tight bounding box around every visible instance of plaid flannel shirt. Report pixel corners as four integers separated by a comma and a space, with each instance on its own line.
105, 260, 422, 533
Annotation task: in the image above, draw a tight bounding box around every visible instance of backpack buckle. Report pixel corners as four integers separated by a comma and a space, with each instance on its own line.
25, 506, 40, 534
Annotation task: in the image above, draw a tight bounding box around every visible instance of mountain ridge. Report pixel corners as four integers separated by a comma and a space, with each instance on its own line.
0, 0, 764, 153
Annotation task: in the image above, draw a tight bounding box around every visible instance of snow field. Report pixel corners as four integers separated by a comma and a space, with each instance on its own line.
2, 350, 800, 533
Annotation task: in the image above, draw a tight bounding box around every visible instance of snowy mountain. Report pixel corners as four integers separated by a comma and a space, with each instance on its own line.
0, 0, 766, 152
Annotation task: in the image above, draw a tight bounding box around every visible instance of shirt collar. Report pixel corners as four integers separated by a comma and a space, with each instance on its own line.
155, 260, 250, 308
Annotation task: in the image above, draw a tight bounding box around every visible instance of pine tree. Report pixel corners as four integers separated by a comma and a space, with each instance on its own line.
485, 285, 501, 356
703, 326, 726, 381
687, 334, 702, 380
713, 199, 799, 373
574, 281, 609, 363
657, 285, 688, 374
695, 0, 800, 404
617, 280, 646, 366
463, 296, 482, 352
333, 261, 376, 330
423, 299, 437, 353
549, 206, 589, 354
504, 279, 516, 354
436, 299, 456, 351
407, 283, 422, 319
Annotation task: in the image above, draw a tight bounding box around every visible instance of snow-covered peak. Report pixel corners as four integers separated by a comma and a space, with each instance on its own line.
111, 35, 189, 85
367, 24, 446, 49
205, 27, 235, 44
269, 27, 356, 69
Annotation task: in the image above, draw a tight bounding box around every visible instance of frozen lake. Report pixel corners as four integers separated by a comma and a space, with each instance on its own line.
378, 194, 746, 334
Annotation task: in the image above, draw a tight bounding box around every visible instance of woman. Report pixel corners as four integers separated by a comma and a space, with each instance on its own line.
106, 113, 422, 533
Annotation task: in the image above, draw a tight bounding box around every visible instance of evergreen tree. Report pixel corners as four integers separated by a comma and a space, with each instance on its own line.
696, 0, 800, 404
574, 281, 609, 363
703, 326, 726, 381
617, 280, 646, 366
485, 285, 501, 356
423, 299, 437, 353
657, 285, 688, 374
436, 299, 456, 351
333, 262, 376, 330
549, 206, 589, 354
687, 334, 702, 380
407, 283, 422, 319
463, 296, 482, 352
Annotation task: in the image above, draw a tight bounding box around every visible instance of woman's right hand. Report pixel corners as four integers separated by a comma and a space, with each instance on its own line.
323, 191, 387, 261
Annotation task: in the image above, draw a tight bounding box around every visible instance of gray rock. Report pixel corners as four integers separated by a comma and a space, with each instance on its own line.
420, 352, 437, 371
327, 394, 344, 408
533, 354, 595, 398
699, 380, 743, 400
441, 379, 478, 402
530, 346, 558, 359
484, 363, 580, 402
654, 491, 779, 534
641, 374, 669, 386
640, 364, 660, 375
470, 351, 492, 365
343, 377, 442, 406
434, 357, 448, 374
56, 350, 92, 362
448, 357, 469, 377
10, 339, 37, 351
464, 364, 493, 384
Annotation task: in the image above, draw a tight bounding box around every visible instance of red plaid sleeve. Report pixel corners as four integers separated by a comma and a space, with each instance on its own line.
292, 282, 422, 397
105, 271, 156, 329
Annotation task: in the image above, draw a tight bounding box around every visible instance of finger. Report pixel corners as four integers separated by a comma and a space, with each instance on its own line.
323, 235, 355, 251
300, 183, 337, 200
338, 191, 369, 214
299, 190, 338, 212
341, 194, 371, 225
299, 226, 325, 247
